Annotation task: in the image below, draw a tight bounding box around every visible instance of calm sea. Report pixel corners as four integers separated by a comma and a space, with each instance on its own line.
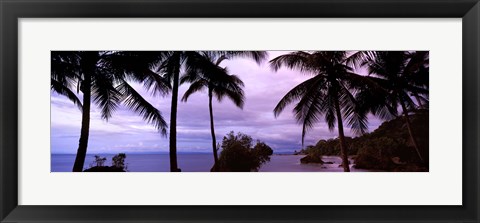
51, 154, 370, 172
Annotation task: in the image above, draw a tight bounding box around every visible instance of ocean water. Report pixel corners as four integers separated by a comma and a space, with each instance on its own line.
51, 153, 214, 172
51, 154, 371, 172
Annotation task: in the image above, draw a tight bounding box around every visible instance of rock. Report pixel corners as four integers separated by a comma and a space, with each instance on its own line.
354, 154, 394, 170
337, 160, 351, 167
300, 155, 324, 164
84, 166, 125, 172
293, 150, 307, 155
393, 164, 428, 172
391, 157, 406, 165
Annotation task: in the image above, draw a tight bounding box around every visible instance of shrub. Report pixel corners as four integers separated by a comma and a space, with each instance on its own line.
218, 131, 273, 172
252, 141, 274, 166
92, 155, 107, 167
304, 137, 357, 157
354, 137, 400, 170
112, 153, 127, 170
84, 153, 127, 172
221, 131, 253, 150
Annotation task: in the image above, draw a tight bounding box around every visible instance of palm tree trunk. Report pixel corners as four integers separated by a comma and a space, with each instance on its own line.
72, 73, 91, 172
208, 88, 219, 171
399, 99, 424, 163
169, 59, 180, 172
334, 96, 350, 172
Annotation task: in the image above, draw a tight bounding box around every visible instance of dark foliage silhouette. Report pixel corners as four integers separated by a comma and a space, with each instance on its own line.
51, 51, 168, 171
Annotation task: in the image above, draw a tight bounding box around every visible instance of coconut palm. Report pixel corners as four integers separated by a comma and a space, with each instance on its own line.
51, 51, 169, 172
180, 52, 245, 171
404, 51, 429, 109
270, 51, 372, 172
361, 51, 429, 162
157, 51, 267, 172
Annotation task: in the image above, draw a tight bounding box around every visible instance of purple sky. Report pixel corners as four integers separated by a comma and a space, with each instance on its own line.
51, 51, 384, 154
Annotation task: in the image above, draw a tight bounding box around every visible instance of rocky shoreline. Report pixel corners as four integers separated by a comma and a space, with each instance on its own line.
295, 111, 428, 172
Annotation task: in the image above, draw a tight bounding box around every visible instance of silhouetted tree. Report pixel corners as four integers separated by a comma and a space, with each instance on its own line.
93, 155, 107, 167
112, 153, 127, 170
218, 131, 273, 172
361, 51, 429, 162
180, 52, 245, 171
157, 51, 267, 172
51, 51, 169, 172
270, 51, 373, 172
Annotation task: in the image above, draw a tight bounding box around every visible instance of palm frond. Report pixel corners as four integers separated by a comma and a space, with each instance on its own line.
182, 52, 246, 109
339, 86, 368, 135
103, 51, 171, 96
345, 51, 375, 70
180, 68, 200, 85
273, 75, 322, 117
355, 85, 398, 120
324, 94, 337, 131
223, 51, 268, 64
269, 51, 316, 73
404, 51, 429, 75
291, 80, 327, 146
158, 52, 181, 84
51, 78, 83, 111
344, 72, 398, 120
91, 71, 123, 121
117, 81, 168, 135
298, 95, 324, 147
213, 79, 245, 108
137, 69, 171, 97
363, 51, 429, 120
51, 51, 82, 88
181, 79, 208, 102
399, 90, 418, 112
215, 55, 229, 66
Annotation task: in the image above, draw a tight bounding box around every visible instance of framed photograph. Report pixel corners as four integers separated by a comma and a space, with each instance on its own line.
1, 0, 478, 222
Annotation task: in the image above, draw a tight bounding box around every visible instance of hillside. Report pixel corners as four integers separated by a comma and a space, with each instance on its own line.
301, 110, 429, 171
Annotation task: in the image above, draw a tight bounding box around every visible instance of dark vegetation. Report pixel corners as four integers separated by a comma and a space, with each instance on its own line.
270, 51, 373, 172
271, 51, 428, 172
52, 52, 169, 172
217, 131, 273, 172
84, 153, 128, 172
52, 50, 428, 172
52, 51, 266, 172
299, 151, 325, 164
299, 110, 428, 171
181, 53, 247, 172
153, 51, 266, 172
354, 110, 428, 171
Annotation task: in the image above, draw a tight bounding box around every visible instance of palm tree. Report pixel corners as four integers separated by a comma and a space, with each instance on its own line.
361, 51, 429, 162
180, 52, 245, 171
404, 51, 429, 109
51, 51, 169, 172
270, 51, 372, 172
157, 51, 267, 172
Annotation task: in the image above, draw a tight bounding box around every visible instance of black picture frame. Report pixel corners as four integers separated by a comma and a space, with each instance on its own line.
1, 0, 478, 222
